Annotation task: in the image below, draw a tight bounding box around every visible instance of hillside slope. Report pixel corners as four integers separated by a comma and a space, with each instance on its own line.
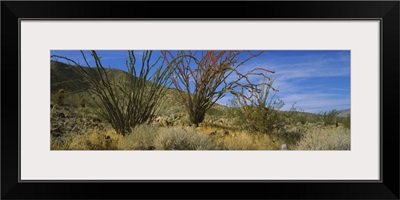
51, 60, 183, 115
51, 60, 129, 93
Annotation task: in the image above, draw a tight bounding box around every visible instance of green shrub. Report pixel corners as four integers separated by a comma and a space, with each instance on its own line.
229, 79, 286, 134
297, 113, 309, 125
320, 109, 339, 126
279, 128, 305, 146
250, 107, 286, 134
282, 103, 299, 125
286, 104, 310, 125
80, 98, 86, 108
154, 127, 215, 150
51, 135, 71, 150
207, 105, 227, 117
341, 114, 351, 129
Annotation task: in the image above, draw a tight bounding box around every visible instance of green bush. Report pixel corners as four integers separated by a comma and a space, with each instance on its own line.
154, 127, 215, 150
297, 113, 309, 125
279, 128, 305, 146
230, 79, 285, 134
285, 104, 310, 125
320, 109, 339, 126
207, 105, 227, 118
249, 107, 286, 134
342, 114, 351, 129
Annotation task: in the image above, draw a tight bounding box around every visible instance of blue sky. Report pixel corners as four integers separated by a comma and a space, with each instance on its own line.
51, 50, 350, 113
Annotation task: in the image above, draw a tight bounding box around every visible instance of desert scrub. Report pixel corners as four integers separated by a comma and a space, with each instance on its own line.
80, 98, 86, 107
163, 50, 274, 126
119, 124, 159, 150
320, 109, 339, 126
294, 126, 350, 150
230, 78, 285, 134
209, 131, 282, 150
57, 89, 65, 105
52, 50, 174, 135
52, 91, 94, 108
287, 105, 311, 125
341, 114, 351, 129
217, 133, 255, 150
51, 135, 72, 150
154, 127, 215, 150
68, 129, 123, 150
234, 105, 286, 134
296, 113, 309, 125
213, 131, 257, 150
276, 126, 305, 146
207, 105, 228, 118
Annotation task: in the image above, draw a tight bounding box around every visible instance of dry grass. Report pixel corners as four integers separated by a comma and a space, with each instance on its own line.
119, 125, 159, 150
51, 128, 123, 150
196, 126, 282, 150
154, 127, 216, 150
294, 126, 350, 150
51, 126, 279, 150
51, 123, 350, 151
69, 129, 122, 150
50, 104, 350, 151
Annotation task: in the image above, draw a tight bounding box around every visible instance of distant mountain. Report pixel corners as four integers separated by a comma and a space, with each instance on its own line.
337, 109, 350, 117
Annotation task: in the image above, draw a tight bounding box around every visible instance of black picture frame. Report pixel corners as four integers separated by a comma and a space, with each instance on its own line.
2, 1, 399, 199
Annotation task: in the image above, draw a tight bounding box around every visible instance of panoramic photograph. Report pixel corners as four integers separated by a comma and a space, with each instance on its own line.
50, 50, 350, 150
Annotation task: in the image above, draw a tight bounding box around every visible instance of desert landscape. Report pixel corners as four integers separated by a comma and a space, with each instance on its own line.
50, 50, 350, 150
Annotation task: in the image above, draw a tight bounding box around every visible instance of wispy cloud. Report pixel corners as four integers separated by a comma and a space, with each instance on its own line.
278, 93, 350, 113
217, 50, 351, 113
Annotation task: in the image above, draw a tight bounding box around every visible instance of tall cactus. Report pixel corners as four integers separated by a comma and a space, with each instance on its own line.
52, 51, 174, 136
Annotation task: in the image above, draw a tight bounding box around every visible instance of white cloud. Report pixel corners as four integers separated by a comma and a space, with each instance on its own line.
271, 60, 350, 81
279, 93, 350, 113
